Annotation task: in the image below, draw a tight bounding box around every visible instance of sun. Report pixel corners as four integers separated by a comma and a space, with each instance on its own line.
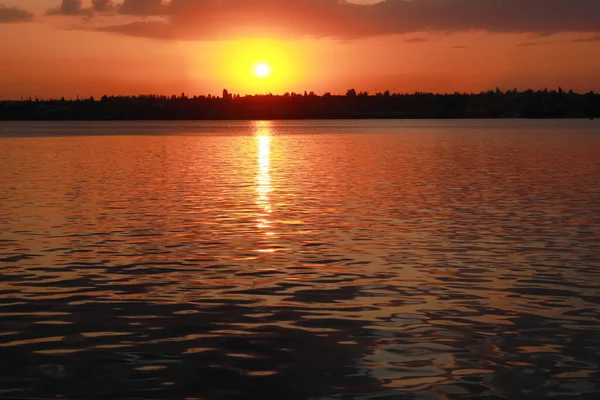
254, 63, 271, 78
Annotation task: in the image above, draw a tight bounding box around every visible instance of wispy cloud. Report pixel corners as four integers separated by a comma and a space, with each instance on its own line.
41, 0, 600, 41
119, 0, 165, 16
47, 0, 93, 17
573, 35, 600, 42
405, 37, 428, 44
92, 0, 118, 13
518, 42, 540, 47
0, 4, 33, 23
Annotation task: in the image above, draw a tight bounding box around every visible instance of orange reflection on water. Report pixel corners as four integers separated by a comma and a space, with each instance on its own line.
255, 121, 275, 242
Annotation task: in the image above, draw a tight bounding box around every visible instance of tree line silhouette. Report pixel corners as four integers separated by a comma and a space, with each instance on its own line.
1, 88, 598, 120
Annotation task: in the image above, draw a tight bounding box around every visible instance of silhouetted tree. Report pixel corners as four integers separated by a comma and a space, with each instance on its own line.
1, 88, 598, 120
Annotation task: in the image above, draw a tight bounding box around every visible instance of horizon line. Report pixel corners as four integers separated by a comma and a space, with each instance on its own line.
2, 87, 596, 102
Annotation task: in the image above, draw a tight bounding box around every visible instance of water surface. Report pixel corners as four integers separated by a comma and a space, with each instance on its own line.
1, 120, 600, 399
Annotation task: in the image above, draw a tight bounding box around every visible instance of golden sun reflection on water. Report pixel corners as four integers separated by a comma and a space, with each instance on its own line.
255, 122, 276, 249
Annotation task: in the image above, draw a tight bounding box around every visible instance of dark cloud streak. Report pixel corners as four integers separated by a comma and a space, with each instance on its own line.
119, 0, 166, 16
76, 0, 600, 40
47, 0, 93, 17
518, 42, 541, 47
0, 4, 34, 23
573, 35, 600, 43
92, 0, 118, 13
405, 37, 428, 43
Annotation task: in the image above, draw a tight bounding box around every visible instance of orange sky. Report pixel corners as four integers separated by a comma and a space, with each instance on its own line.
1, 0, 600, 99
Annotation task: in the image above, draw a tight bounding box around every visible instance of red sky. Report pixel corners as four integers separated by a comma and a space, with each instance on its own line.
1, 0, 600, 99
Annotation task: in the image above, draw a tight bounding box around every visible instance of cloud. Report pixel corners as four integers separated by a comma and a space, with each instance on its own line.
47, 0, 93, 16
405, 37, 428, 43
86, 0, 600, 41
518, 42, 540, 47
0, 4, 33, 23
119, 0, 166, 16
573, 35, 600, 42
92, 0, 118, 13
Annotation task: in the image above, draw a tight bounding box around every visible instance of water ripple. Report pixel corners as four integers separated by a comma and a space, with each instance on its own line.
1, 120, 600, 399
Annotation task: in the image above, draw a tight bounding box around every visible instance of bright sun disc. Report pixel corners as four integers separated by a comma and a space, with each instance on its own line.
254, 63, 271, 78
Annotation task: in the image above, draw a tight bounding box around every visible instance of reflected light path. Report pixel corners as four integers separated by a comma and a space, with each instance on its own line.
255, 121, 275, 248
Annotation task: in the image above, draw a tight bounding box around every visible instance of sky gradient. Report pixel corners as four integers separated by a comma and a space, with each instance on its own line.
1, 0, 600, 99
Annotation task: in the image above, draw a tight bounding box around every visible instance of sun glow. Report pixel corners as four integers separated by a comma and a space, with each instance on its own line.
254, 63, 271, 78
188, 39, 303, 94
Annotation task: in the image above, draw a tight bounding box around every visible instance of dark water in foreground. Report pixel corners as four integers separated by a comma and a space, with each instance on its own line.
1, 120, 600, 399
